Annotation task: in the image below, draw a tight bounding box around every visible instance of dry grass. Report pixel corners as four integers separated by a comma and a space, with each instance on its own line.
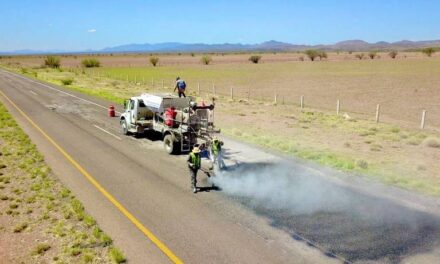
0, 102, 125, 263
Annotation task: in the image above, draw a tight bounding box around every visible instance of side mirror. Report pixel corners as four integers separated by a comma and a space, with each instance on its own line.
123, 100, 128, 109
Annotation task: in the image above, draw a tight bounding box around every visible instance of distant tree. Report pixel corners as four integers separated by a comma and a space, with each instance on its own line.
44, 56, 60, 68
149, 56, 159, 67
201, 55, 212, 65
355, 53, 365, 60
190, 52, 195, 57
248, 55, 262, 63
81, 58, 100, 68
388, 51, 398, 59
368, 51, 377, 59
304, 49, 319, 61
421, 47, 436, 57
318, 51, 328, 60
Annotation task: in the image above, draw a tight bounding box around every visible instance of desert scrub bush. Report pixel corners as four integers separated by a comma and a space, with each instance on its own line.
317, 51, 327, 60
32, 243, 51, 255
423, 137, 440, 148
13, 222, 28, 233
298, 56, 304, 61
81, 58, 100, 68
109, 247, 126, 263
200, 55, 212, 65
368, 51, 377, 59
356, 160, 368, 169
44, 56, 60, 68
248, 55, 262, 63
355, 53, 365, 60
20, 67, 28, 74
149, 56, 159, 66
304, 49, 319, 61
388, 51, 398, 59
61, 78, 73, 85
421, 47, 436, 57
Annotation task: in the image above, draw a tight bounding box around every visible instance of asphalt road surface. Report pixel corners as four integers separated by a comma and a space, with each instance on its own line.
1, 69, 440, 264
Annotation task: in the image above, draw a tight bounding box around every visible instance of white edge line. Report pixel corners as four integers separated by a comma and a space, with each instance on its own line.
29, 90, 38, 95
93, 124, 122, 140
0, 69, 122, 115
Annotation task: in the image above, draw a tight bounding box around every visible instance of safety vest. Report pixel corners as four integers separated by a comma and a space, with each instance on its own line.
212, 141, 221, 155
190, 153, 201, 169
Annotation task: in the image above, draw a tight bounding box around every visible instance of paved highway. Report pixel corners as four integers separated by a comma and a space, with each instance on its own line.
0, 69, 334, 264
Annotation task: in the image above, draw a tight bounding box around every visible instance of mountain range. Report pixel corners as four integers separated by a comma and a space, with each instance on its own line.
2, 39, 440, 55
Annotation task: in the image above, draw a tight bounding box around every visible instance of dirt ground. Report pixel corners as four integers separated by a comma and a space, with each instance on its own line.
2, 51, 439, 129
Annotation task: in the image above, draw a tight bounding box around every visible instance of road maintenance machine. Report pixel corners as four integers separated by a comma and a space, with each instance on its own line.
120, 93, 219, 155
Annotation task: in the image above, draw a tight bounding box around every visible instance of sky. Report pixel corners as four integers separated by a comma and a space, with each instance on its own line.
0, 0, 439, 51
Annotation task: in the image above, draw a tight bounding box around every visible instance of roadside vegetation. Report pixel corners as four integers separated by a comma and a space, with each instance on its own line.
248, 55, 262, 64
0, 102, 125, 263
81, 58, 101, 68
44, 56, 61, 68
2, 53, 440, 196
149, 56, 159, 67
200, 55, 212, 65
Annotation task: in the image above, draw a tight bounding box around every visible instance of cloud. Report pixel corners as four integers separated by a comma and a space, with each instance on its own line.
87, 29, 97, 33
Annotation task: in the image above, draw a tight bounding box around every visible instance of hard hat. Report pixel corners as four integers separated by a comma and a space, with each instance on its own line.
192, 147, 200, 153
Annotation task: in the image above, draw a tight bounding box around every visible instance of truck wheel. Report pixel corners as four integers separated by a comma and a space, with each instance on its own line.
120, 120, 129, 135
163, 134, 175, 154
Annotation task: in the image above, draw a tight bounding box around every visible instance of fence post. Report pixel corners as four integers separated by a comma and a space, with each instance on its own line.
421, 110, 427, 129
300, 95, 304, 109
274, 93, 278, 104
247, 87, 250, 101
212, 83, 216, 95
152, 77, 154, 87
375, 104, 380, 123
230, 87, 234, 100
134, 76, 137, 84
336, 99, 340, 115
162, 79, 164, 89
197, 82, 200, 95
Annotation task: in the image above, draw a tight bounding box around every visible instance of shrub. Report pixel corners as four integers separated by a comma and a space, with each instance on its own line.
32, 243, 51, 255
304, 49, 319, 61
248, 55, 262, 63
44, 56, 60, 68
149, 56, 159, 66
318, 51, 327, 60
355, 53, 365, 60
109, 247, 126, 263
368, 51, 377, 59
356, 160, 368, 169
61, 78, 73, 85
423, 137, 440, 148
201, 55, 212, 65
421, 47, 436, 57
20, 68, 28, 74
190, 52, 195, 57
81, 58, 100, 68
389, 51, 398, 59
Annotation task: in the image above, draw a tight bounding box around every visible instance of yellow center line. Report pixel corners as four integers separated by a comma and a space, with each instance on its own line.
0, 89, 183, 264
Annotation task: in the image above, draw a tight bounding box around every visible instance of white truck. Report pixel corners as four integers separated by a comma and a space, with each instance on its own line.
120, 93, 219, 154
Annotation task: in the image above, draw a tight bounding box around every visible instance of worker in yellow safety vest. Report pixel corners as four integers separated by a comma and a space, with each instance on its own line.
188, 146, 201, 193
211, 136, 225, 170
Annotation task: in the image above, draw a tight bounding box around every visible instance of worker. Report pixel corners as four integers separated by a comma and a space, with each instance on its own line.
174, 77, 187, 98
211, 136, 225, 170
187, 146, 201, 193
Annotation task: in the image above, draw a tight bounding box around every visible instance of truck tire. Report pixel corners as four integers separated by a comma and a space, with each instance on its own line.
163, 134, 176, 154
120, 119, 129, 135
